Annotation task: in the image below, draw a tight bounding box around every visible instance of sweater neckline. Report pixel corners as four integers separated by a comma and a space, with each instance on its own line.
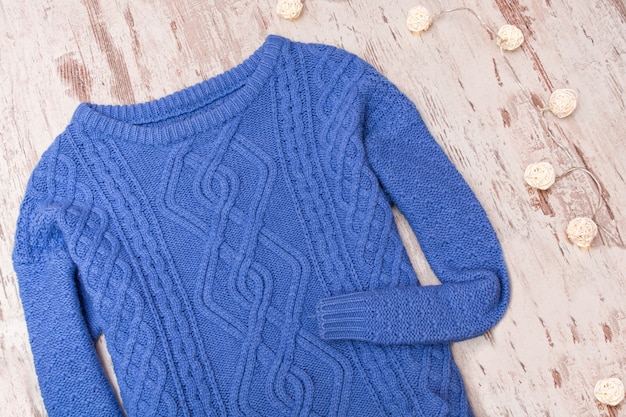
73, 34, 287, 145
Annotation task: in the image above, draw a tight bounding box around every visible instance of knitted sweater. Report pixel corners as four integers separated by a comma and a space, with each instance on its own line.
13, 35, 510, 417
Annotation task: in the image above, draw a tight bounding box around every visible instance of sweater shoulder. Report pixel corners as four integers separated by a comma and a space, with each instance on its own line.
12, 132, 74, 264
291, 40, 414, 112
290, 40, 377, 94
21, 130, 78, 200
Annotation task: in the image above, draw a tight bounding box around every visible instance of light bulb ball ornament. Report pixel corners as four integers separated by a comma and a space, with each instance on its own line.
496, 24, 524, 51
548, 89, 578, 118
407, 6, 433, 34
566, 217, 598, 248
594, 378, 625, 406
276, 0, 303, 20
524, 162, 556, 190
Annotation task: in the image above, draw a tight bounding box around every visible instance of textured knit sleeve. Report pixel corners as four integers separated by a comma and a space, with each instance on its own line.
12, 144, 124, 417
316, 66, 511, 346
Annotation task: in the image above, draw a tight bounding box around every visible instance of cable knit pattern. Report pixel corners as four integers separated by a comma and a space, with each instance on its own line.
12, 35, 510, 417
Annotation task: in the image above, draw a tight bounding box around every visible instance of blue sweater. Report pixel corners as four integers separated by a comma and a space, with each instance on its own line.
13, 35, 510, 417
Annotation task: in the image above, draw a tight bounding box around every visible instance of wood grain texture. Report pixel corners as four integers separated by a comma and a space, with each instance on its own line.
1, 1, 624, 416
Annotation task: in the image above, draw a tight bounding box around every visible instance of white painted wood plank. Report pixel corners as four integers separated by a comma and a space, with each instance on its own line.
1, 1, 624, 416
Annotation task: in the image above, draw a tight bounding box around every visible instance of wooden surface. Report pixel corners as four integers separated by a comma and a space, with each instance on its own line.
1, 1, 625, 416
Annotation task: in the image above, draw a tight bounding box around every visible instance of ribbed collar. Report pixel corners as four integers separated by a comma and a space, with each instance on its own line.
73, 34, 287, 145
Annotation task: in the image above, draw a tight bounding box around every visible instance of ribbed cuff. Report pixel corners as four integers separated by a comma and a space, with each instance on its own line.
316, 292, 374, 341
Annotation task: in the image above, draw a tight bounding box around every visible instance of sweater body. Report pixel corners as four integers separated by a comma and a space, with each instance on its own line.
13, 35, 509, 417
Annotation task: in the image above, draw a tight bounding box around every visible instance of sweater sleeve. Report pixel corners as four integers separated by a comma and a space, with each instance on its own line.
12, 147, 124, 417
316, 66, 511, 346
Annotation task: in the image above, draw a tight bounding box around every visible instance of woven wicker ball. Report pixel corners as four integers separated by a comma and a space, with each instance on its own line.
566, 217, 598, 248
276, 0, 303, 20
524, 162, 555, 190
407, 6, 433, 34
548, 89, 578, 118
496, 25, 524, 51
594, 378, 625, 406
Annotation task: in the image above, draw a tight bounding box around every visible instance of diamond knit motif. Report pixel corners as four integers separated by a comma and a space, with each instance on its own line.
13, 35, 510, 417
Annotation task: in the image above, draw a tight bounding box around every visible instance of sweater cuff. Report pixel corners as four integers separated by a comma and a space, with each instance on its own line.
316, 292, 374, 341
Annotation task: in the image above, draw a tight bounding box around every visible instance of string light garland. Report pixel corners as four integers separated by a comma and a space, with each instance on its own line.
405, 4, 525, 52
276, 0, 303, 20
594, 378, 625, 406
405, 2, 618, 248
401, 3, 621, 411
523, 164, 607, 248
